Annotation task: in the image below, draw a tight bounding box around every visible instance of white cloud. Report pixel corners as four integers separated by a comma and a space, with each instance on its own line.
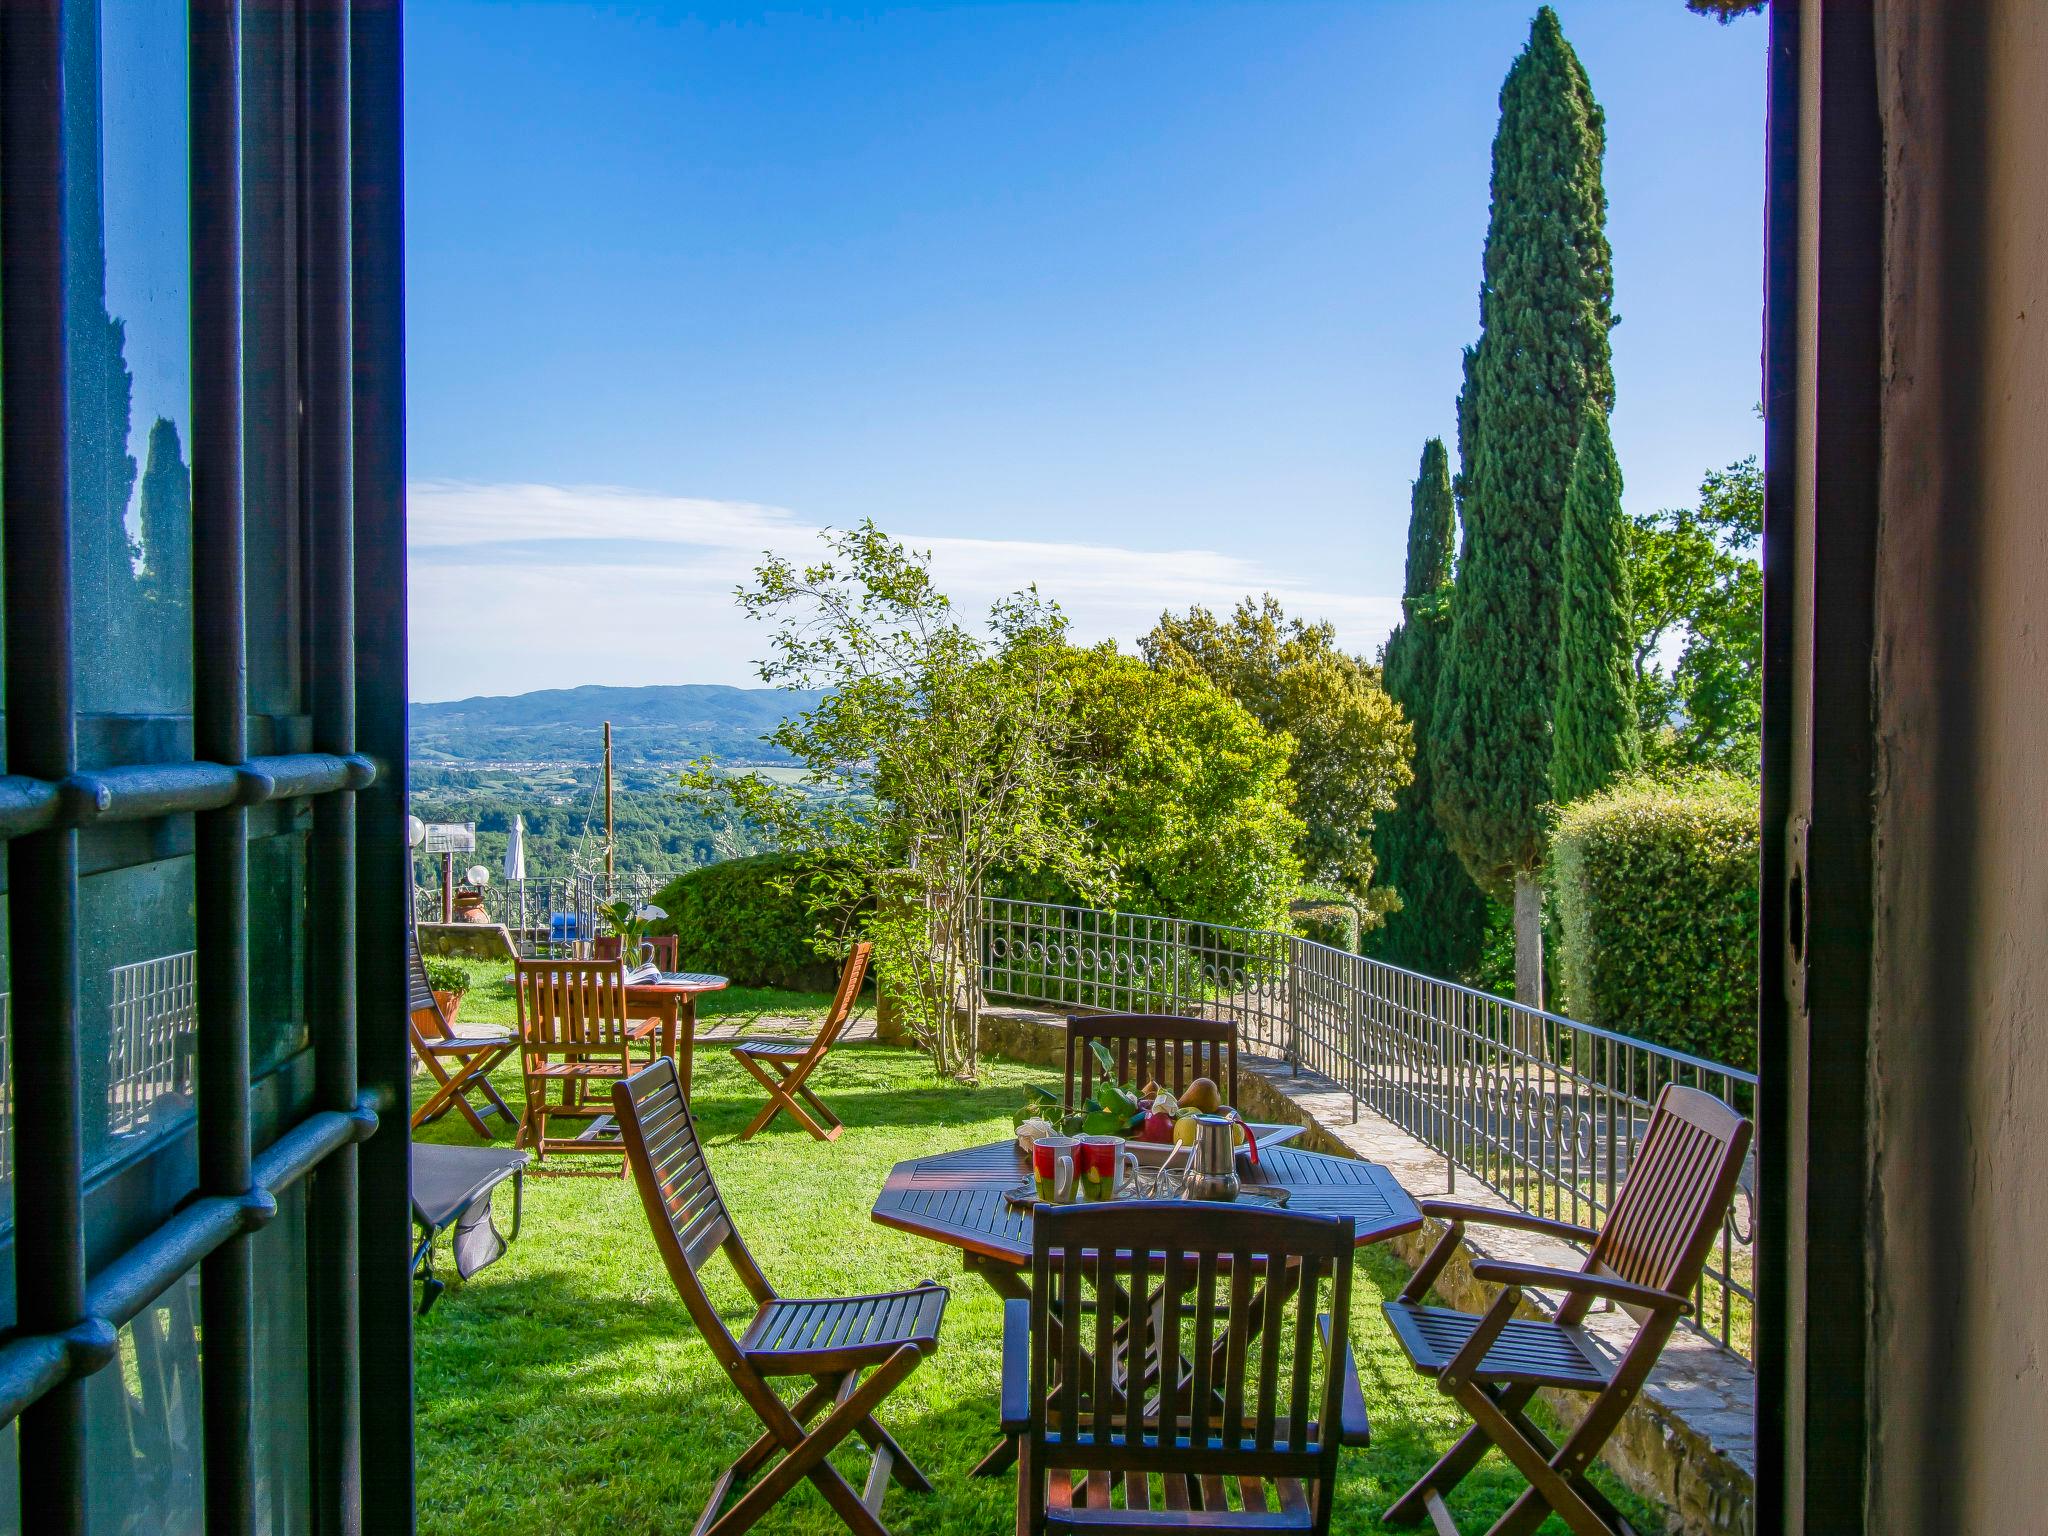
406, 481, 1400, 701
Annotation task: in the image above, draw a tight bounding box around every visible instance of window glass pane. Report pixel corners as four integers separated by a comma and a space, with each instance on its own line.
67, 0, 193, 755
85, 1271, 203, 1536
251, 1182, 310, 1536
250, 828, 310, 1075
81, 856, 197, 1174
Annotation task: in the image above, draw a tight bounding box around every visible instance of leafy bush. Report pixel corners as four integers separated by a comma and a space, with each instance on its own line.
1550, 774, 1759, 1069
423, 956, 475, 996
1290, 888, 1361, 954
652, 853, 860, 992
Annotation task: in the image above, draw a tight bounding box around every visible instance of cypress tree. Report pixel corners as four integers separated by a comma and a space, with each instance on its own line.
1432, 6, 1613, 1007
1372, 439, 1487, 977
1552, 404, 1639, 801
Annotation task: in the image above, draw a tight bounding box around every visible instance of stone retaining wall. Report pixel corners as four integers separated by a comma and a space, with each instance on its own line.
975, 1004, 1756, 1536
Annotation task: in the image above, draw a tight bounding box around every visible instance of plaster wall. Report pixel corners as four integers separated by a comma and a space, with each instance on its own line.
1869, 2, 2048, 1528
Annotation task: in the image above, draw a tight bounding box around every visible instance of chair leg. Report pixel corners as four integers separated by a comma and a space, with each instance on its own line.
709, 1348, 923, 1536
1457, 1383, 1612, 1536
733, 1052, 788, 1141
1385, 1382, 1541, 1525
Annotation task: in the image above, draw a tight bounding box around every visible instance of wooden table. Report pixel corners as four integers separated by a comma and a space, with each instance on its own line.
871, 1137, 1423, 1472
625, 971, 728, 1097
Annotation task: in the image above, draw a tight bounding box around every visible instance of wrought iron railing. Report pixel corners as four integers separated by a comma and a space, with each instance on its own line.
978, 894, 1759, 1359
411, 867, 694, 955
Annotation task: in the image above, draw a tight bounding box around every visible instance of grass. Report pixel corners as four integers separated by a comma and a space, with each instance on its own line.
415, 976, 1665, 1536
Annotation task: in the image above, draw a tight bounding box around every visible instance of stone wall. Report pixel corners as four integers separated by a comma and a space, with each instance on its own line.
976, 1004, 1756, 1535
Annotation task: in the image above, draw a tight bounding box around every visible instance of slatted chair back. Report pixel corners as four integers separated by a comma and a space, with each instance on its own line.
407, 932, 454, 1043
612, 1056, 774, 1369
594, 933, 680, 969
1064, 1014, 1238, 1114
808, 942, 873, 1059
515, 958, 635, 1063
1581, 1084, 1752, 1321
1026, 1201, 1355, 1532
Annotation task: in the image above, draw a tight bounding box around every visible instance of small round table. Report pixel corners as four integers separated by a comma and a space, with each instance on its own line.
871, 1137, 1423, 1473
624, 971, 729, 1097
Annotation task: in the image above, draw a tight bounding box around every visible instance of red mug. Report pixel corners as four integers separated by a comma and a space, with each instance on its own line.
1031, 1135, 1078, 1204
1075, 1135, 1140, 1202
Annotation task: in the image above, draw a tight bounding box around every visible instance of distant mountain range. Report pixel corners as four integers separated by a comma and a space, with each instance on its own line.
410, 683, 825, 766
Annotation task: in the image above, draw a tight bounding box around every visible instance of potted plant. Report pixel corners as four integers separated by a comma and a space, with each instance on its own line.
423, 956, 474, 1023
599, 899, 668, 966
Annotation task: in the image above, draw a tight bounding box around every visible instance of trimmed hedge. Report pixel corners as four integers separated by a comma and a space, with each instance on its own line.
1551, 775, 1759, 1070
651, 853, 857, 992
1290, 889, 1361, 954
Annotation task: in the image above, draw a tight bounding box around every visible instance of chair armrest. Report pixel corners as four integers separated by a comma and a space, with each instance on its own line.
1467, 1259, 1692, 1316
1000, 1298, 1033, 1436
1317, 1315, 1370, 1448
1418, 1200, 1600, 1245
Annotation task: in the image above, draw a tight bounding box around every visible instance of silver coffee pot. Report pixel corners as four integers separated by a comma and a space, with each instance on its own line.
1181, 1114, 1240, 1202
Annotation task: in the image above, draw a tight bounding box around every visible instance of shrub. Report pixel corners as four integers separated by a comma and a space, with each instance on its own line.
1550, 774, 1759, 1069
423, 956, 475, 996
652, 853, 860, 992
1290, 887, 1361, 954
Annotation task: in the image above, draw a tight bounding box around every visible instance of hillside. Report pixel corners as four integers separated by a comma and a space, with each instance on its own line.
407, 683, 819, 883
410, 683, 825, 765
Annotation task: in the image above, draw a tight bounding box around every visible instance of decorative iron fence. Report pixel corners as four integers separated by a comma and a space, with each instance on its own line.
979, 895, 1759, 1359
411, 866, 694, 955
107, 950, 199, 1137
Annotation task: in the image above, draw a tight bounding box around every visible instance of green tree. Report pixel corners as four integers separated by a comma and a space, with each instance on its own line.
686, 522, 1096, 1079
1141, 596, 1411, 911
1050, 646, 1303, 930
1432, 5, 1613, 1006
1371, 439, 1486, 977
1625, 456, 1762, 774
1685, 0, 1764, 20
1552, 404, 1639, 802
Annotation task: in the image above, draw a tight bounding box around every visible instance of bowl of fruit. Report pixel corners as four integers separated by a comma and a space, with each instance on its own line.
1012, 1040, 1304, 1168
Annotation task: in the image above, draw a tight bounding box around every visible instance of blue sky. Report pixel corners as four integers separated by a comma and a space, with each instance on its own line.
405, 1, 1766, 701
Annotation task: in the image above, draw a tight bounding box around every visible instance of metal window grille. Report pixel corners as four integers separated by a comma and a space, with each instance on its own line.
0, 2, 414, 1530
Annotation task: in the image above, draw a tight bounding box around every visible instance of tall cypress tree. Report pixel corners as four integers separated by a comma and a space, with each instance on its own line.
1432, 6, 1613, 1007
1373, 439, 1487, 977
1552, 404, 1638, 801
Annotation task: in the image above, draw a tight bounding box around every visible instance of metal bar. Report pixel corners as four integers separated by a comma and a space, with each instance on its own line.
191, 1, 259, 1524
1, 0, 90, 1520
304, 0, 364, 1525
0, 1097, 377, 1427
351, 0, 419, 1523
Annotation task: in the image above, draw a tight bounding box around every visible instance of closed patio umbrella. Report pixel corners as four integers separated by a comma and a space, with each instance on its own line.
504, 815, 528, 946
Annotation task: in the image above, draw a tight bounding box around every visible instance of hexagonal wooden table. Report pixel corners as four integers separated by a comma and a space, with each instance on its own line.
870, 1137, 1423, 1474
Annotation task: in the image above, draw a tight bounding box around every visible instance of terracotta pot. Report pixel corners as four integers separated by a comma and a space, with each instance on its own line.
433, 989, 464, 1024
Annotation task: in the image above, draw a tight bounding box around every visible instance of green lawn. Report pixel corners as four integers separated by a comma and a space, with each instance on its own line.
413, 985, 1663, 1535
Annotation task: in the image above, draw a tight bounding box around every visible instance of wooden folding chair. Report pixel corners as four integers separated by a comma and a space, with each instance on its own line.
612, 1057, 947, 1536
1064, 1013, 1238, 1116
731, 941, 872, 1142
1382, 1083, 1753, 1536
407, 934, 516, 1138
1005, 1200, 1370, 1534
515, 958, 637, 1169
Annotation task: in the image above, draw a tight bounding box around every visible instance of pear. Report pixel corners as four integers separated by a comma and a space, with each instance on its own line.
1180, 1076, 1223, 1114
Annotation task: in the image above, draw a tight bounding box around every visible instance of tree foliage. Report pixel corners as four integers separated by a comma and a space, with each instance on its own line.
1684, 0, 1764, 20
1552, 405, 1639, 802
1045, 646, 1303, 931
1625, 456, 1762, 775
1141, 596, 1410, 908
686, 522, 1095, 1079
1433, 5, 1614, 896
1371, 440, 1486, 977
